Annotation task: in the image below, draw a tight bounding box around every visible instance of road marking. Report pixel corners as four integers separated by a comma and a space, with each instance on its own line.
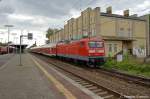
31, 55, 77, 99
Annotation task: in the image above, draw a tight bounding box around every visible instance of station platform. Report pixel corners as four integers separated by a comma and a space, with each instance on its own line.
0, 54, 14, 67
0, 53, 98, 99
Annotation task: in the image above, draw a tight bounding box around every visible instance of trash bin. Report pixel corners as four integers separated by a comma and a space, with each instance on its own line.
117, 54, 123, 62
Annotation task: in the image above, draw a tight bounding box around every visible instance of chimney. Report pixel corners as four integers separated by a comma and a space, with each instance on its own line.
124, 9, 129, 17
106, 6, 112, 14
94, 7, 100, 12
94, 7, 100, 16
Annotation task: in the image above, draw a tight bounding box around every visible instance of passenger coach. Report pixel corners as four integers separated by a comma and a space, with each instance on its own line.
31, 37, 105, 67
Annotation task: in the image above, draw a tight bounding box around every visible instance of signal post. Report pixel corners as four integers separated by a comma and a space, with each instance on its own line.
19, 33, 33, 66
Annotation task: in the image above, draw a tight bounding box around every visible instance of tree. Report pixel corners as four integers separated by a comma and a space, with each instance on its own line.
46, 28, 59, 39
45, 40, 50, 44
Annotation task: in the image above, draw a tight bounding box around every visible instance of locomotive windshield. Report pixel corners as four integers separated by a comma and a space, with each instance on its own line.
88, 41, 103, 48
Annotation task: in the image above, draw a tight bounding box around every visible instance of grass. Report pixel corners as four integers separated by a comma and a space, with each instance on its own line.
103, 57, 150, 78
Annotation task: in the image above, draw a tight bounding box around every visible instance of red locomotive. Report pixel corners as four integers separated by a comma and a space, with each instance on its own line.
31, 37, 105, 67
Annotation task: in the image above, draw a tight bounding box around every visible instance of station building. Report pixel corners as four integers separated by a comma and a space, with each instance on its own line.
49, 7, 147, 57
140, 14, 150, 56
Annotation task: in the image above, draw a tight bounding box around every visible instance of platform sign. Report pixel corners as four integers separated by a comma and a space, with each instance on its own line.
28, 33, 33, 40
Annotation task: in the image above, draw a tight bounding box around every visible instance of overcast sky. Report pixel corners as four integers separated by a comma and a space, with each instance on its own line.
0, 0, 150, 46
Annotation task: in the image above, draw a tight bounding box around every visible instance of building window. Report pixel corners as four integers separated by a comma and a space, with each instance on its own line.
128, 28, 131, 31
114, 44, 117, 52
128, 32, 131, 37
120, 28, 124, 31
109, 44, 112, 52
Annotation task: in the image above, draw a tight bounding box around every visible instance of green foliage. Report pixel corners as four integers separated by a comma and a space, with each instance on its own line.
46, 28, 59, 38
0, 42, 7, 46
104, 57, 150, 78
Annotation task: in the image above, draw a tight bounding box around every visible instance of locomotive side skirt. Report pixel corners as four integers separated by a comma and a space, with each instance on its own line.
57, 54, 105, 62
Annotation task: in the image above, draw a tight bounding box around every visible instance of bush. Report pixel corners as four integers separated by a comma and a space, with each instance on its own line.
103, 58, 150, 77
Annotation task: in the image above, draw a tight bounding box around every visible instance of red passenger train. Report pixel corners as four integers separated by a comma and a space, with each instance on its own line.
31, 37, 105, 67
0, 46, 15, 54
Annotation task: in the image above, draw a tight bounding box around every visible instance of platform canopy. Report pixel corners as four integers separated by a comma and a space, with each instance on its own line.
9, 44, 28, 53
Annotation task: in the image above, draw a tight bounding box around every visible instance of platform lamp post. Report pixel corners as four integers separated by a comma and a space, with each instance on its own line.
4, 25, 14, 54
12, 33, 17, 53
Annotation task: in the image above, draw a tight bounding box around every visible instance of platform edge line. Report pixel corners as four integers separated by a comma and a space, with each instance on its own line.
30, 55, 77, 99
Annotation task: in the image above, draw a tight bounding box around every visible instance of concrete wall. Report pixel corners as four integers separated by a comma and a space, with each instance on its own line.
100, 15, 146, 57
105, 41, 122, 57
100, 16, 116, 36
140, 14, 150, 56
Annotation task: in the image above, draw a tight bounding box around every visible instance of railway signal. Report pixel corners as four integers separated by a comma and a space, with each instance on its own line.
28, 33, 33, 40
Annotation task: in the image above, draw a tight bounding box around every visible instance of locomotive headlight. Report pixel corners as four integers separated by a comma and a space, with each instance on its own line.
89, 50, 95, 53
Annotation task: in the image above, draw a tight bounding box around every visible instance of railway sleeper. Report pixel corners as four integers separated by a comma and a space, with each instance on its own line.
84, 84, 94, 88
92, 89, 102, 93
80, 82, 90, 85
97, 91, 108, 95
71, 78, 82, 81
87, 86, 97, 90
102, 95, 114, 99
77, 81, 87, 84
76, 79, 86, 82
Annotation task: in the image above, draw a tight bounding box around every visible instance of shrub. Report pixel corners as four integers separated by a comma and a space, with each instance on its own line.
103, 58, 150, 77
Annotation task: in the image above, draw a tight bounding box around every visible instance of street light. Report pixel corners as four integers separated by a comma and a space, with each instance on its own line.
4, 25, 14, 54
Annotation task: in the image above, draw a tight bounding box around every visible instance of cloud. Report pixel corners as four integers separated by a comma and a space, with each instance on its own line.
0, 0, 14, 14
133, 0, 150, 15
8, 14, 34, 21
0, 0, 149, 30
13, 0, 76, 18
0, 0, 150, 45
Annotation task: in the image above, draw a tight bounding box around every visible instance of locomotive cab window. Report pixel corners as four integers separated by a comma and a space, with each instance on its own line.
89, 41, 103, 48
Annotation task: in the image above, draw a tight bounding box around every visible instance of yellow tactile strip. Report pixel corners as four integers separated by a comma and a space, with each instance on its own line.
31, 55, 77, 99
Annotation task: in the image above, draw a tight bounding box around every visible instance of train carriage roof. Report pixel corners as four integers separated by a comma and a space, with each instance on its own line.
31, 43, 56, 49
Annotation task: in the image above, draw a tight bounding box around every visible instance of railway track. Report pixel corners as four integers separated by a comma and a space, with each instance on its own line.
95, 68, 150, 87
33, 54, 125, 99
54, 55, 150, 87
32, 53, 150, 99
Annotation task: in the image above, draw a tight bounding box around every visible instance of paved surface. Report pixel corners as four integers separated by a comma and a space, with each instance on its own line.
0, 54, 14, 67
0, 53, 94, 99
0, 54, 66, 99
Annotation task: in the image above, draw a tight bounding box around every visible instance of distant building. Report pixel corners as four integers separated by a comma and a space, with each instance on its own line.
49, 7, 147, 57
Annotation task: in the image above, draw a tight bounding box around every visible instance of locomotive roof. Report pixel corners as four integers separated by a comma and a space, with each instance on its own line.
41, 43, 56, 48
